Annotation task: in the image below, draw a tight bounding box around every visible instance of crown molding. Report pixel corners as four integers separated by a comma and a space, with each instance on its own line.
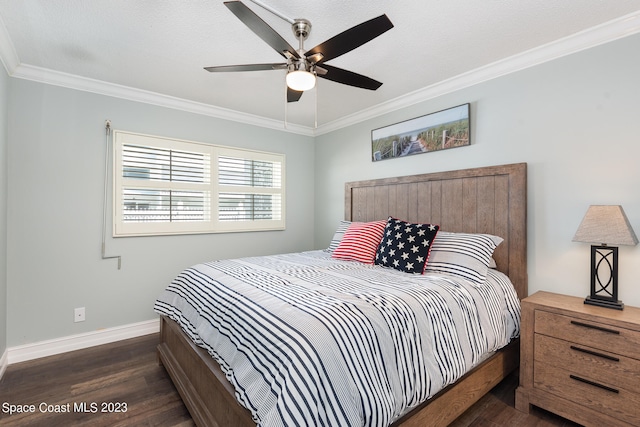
10, 64, 315, 136
1, 10, 639, 137
314, 10, 640, 135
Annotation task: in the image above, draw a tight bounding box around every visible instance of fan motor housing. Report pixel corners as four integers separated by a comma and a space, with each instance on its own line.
292, 19, 311, 40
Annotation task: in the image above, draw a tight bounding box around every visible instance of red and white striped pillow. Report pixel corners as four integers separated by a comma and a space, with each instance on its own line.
331, 220, 387, 264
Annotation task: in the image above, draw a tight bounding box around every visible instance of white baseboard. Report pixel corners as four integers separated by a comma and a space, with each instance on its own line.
7, 318, 160, 365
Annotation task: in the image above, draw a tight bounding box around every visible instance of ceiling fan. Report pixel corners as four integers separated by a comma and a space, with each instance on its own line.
205, 1, 394, 102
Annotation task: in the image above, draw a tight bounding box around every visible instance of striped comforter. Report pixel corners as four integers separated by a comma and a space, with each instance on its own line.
154, 250, 520, 427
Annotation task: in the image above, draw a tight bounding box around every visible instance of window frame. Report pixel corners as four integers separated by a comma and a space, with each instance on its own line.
113, 130, 285, 237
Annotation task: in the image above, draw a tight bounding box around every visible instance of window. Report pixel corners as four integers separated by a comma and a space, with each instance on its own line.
113, 131, 285, 236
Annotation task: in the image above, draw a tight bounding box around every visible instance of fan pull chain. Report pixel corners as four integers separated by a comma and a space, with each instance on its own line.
314, 83, 318, 130
284, 79, 289, 130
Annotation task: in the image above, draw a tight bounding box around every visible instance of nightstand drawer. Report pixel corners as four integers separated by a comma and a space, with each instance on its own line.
535, 310, 640, 356
534, 334, 640, 394
534, 361, 640, 425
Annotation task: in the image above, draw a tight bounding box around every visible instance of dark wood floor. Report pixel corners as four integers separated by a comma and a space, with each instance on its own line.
0, 333, 580, 427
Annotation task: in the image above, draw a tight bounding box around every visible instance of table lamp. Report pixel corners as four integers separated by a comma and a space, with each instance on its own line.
573, 205, 638, 309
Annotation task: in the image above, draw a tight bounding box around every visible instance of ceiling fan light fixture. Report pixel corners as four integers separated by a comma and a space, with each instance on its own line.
207, 2, 393, 103
286, 70, 316, 91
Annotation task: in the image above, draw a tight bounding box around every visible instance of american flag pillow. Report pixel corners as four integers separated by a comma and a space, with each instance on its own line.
375, 217, 440, 274
332, 220, 387, 264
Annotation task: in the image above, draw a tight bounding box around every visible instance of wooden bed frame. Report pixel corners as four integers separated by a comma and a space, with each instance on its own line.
158, 162, 528, 427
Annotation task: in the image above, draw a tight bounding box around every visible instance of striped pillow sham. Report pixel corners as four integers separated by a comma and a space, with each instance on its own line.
325, 220, 351, 253
332, 220, 387, 264
424, 231, 503, 285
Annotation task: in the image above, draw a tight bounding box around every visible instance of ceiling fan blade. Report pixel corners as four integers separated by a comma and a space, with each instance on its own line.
305, 14, 393, 63
287, 87, 303, 103
224, 1, 299, 59
204, 63, 286, 72
318, 64, 382, 90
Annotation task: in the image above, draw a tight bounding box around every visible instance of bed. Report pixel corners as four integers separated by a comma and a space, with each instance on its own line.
155, 162, 527, 427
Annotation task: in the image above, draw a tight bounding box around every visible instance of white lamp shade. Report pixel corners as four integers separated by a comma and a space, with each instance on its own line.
286, 70, 316, 91
573, 205, 638, 246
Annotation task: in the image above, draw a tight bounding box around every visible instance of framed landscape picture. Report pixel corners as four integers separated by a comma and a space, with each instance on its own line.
371, 103, 470, 161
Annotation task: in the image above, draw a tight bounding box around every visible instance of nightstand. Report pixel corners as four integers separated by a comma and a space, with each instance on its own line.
515, 291, 640, 427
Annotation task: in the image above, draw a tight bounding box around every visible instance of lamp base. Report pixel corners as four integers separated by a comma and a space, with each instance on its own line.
584, 296, 624, 310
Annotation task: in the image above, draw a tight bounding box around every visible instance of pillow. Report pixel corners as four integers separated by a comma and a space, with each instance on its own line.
325, 220, 351, 253
332, 220, 387, 264
425, 231, 503, 285
375, 217, 440, 274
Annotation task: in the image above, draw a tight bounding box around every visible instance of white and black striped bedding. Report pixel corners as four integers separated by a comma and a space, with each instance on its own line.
154, 250, 520, 427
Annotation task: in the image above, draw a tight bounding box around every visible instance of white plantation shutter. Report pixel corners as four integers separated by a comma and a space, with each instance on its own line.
113, 131, 285, 236
218, 155, 282, 222
121, 144, 210, 224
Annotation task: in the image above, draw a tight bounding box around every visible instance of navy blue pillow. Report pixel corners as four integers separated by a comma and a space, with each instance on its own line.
375, 217, 440, 274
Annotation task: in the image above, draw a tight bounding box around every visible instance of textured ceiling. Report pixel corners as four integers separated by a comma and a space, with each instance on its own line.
1, 0, 640, 132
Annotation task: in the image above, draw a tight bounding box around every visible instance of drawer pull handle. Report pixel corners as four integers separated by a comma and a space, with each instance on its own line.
570, 320, 620, 335
570, 375, 619, 394
570, 345, 620, 362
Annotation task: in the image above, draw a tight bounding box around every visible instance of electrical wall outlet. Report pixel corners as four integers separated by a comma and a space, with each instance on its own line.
74, 307, 86, 322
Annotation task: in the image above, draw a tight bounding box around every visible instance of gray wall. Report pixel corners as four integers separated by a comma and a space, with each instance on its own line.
315, 34, 640, 307
0, 60, 7, 355
6, 32, 640, 348
6, 79, 314, 346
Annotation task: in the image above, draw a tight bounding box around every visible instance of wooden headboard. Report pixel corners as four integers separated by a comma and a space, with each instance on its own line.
345, 163, 527, 299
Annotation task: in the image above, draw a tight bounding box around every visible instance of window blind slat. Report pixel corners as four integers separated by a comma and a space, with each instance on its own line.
122, 188, 209, 223
122, 144, 209, 184
218, 156, 280, 188
218, 193, 281, 221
